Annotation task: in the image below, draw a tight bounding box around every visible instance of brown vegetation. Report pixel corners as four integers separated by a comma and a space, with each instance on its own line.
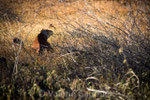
0, 0, 150, 99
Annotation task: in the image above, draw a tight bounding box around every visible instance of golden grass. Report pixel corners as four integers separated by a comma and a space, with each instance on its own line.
0, 0, 147, 61
0, 0, 150, 99
0, 0, 149, 69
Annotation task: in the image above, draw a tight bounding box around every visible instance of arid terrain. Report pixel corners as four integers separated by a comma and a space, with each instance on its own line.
0, 0, 150, 99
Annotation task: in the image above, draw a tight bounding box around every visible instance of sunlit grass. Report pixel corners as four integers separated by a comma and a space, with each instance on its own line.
0, 0, 150, 99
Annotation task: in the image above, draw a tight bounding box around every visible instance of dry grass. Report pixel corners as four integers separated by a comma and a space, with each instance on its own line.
0, 0, 150, 99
